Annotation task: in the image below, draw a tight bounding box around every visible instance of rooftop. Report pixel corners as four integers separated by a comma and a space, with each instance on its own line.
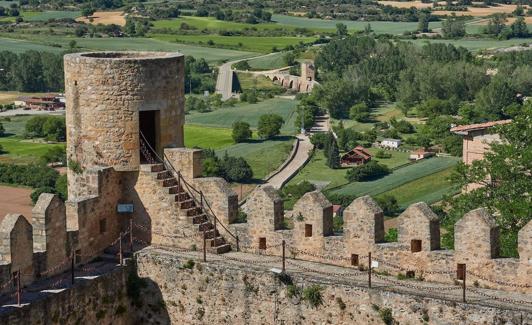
450, 120, 512, 134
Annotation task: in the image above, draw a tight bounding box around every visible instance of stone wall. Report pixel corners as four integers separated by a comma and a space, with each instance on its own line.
236, 186, 532, 293
133, 248, 531, 325
0, 265, 132, 325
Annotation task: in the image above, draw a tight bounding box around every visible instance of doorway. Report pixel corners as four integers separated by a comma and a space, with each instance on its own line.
139, 110, 159, 163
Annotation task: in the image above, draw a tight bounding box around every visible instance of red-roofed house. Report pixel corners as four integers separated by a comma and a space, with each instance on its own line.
409, 148, 435, 161
340, 146, 372, 166
450, 119, 511, 165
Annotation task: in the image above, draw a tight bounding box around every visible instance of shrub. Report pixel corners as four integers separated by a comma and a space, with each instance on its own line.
40, 146, 66, 165
376, 195, 399, 216
345, 161, 390, 182
221, 155, 253, 182
257, 114, 284, 139
0, 163, 59, 188
287, 284, 301, 298
232, 121, 252, 143
282, 181, 315, 199
31, 186, 56, 204
302, 285, 323, 308
234, 60, 251, 70
375, 149, 392, 159
236, 210, 247, 223
384, 228, 398, 242
182, 259, 195, 269
379, 307, 394, 325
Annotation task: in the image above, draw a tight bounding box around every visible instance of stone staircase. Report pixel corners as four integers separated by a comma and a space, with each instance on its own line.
148, 163, 231, 254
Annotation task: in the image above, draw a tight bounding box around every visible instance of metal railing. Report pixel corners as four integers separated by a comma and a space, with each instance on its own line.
139, 131, 239, 251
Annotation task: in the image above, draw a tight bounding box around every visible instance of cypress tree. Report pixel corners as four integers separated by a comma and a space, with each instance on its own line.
327, 138, 341, 169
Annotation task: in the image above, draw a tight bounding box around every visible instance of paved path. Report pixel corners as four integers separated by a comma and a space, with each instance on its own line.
215, 53, 278, 100
146, 247, 532, 313
265, 115, 330, 189
266, 134, 313, 190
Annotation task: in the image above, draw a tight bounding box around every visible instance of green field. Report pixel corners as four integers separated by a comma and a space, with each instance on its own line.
23, 10, 81, 21
0, 115, 65, 164
366, 148, 411, 169
246, 52, 287, 70
329, 156, 459, 196
216, 136, 294, 179
376, 167, 458, 209
184, 125, 233, 149
409, 38, 532, 51
152, 34, 317, 53
288, 150, 350, 189
153, 16, 301, 32
0, 36, 255, 62
272, 14, 442, 34
185, 98, 298, 134
236, 73, 282, 90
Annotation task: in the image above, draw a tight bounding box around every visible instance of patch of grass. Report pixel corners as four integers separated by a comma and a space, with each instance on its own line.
0, 137, 65, 164
182, 259, 195, 270
247, 52, 287, 70
0, 37, 65, 53
22, 10, 81, 21
376, 167, 458, 209
153, 16, 299, 32
236, 72, 282, 90
329, 157, 459, 197
366, 148, 410, 169
152, 33, 317, 53
287, 284, 301, 298
216, 136, 294, 179
184, 125, 233, 149
185, 98, 298, 134
302, 285, 323, 308
288, 150, 350, 189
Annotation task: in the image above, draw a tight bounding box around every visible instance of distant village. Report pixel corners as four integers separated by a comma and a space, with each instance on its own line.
13, 94, 65, 111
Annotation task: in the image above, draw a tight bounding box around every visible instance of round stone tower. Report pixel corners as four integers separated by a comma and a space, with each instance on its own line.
63, 52, 185, 173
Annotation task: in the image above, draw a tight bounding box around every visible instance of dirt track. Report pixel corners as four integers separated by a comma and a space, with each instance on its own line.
0, 185, 32, 222
76, 11, 126, 26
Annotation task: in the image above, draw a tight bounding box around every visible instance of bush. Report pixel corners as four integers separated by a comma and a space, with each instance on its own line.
257, 114, 284, 139
30, 186, 55, 204
282, 181, 315, 199
349, 102, 371, 122
232, 121, 252, 143
220, 155, 253, 182
375, 149, 392, 159
25, 116, 65, 141
310, 132, 329, 149
384, 228, 398, 242
302, 285, 323, 308
376, 195, 399, 216
379, 307, 394, 325
40, 146, 66, 165
234, 60, 251, 70
345, 161, 390, 182
0, 163, 59, 188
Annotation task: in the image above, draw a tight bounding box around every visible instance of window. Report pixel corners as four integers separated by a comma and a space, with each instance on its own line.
410, 239, 422, 253
457, 263, 465, 280
305, 224, 312, 237
259, 237, 266, 250
99, 219, 107, 234
351, 254, 359, 266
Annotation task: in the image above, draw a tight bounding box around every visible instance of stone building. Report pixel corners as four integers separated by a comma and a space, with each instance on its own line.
450, 119, 511, 165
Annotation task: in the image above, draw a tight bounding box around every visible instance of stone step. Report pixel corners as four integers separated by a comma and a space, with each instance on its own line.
167, 186, 183, 195
158, 177, 177, 188
150, 164, 166, 173
175, 192, 190, 202
191, 214, 208, 225
207, 236, 225, 247
185, 207, 203, 217
198, 222, 214, 232
155, 170, 172, 180
179, 199, 195, 210
209, 243, 231, 254
204, 228, 220, 239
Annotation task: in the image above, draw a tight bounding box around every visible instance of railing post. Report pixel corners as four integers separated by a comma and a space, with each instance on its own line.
282, 240, 286, 273
16, 270, 21, 306
203, 230, 207, 262
368, 252, 372, 289
177, 171, 181, 192
236, 235, 240, 252
119, 232, 123, 266
463, 264, 466, 303
129, 218, 133, 253
71, 251, 75, 285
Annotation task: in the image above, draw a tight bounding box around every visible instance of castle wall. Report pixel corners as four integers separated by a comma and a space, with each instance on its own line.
132, 248, 531, 325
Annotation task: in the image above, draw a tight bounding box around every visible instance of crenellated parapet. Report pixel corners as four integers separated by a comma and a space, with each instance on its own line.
232, 185, 532, 293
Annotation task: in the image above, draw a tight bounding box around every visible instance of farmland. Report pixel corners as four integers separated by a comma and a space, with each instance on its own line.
76, 11, 126, 26
184, 125, 233, 149
0, 36, 255, 62
151, 34, 317, 53
376, 167, 458, 209
329, 156, 459, 196
409, 38, 532, 52
185, 98, 298, 134
246, 52, 287, 70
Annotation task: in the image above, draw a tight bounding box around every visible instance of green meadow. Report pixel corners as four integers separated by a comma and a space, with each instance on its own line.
409, 38, 532, 51
185, 98, 298, 134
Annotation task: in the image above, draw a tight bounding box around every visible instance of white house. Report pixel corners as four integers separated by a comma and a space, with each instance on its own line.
381, 139, 401, 148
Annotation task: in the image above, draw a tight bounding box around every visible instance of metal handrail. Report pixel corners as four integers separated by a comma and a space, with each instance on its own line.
139, 131, 239, 249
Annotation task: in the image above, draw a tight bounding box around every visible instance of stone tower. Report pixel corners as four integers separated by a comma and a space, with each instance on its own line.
64, 52, 185, 178
301, 62, 315, 81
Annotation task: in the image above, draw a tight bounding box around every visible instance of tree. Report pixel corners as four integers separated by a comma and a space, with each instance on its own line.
485, 14, 506, 36
442, 15, 466, 38
234, 60, 251, 70
376, 195, 399, 216
345, 161, 390, 182
327, 138, 340, 169
442, 103, 532, 257
81, 6, 95, 18
510, 16, 529, 38
349, 102, 371, 122
40, 146, 66, 165
475, 78, 516, 119
417, 12, 430, 33
336, 23, 348, 37
220, 154, 253, 182
257, 114, 284, 139
232, 121, 252, 143
68, 40, 77, 49
0, 122, 4, 137
283, 52, 296, 66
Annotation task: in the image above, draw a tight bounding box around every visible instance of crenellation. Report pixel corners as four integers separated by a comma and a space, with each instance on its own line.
455, 208, 499, 261
397, 202, 440, 252
0, 214, 34, 285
